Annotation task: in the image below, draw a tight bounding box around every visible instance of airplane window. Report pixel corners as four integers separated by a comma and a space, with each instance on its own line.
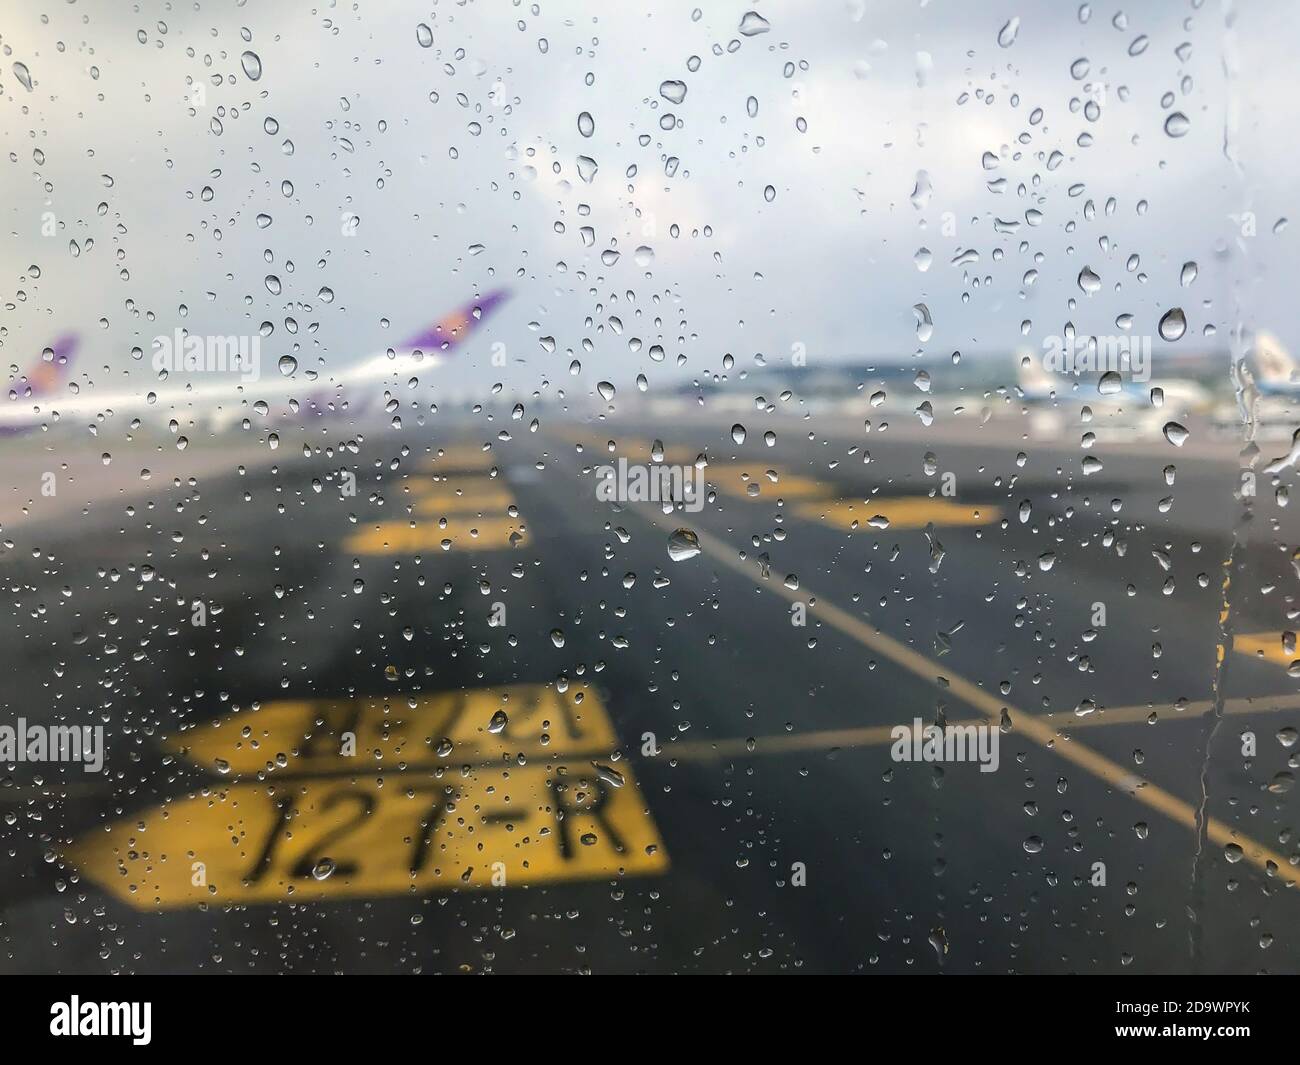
2, 0, 1299, 1019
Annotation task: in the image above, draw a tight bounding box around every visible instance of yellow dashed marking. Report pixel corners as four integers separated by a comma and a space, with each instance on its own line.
353, 467, 528, 554
1235, 631, 1298, 670
412, 487, 516, 513
423, 445, 497, 471
68, 684, 667, 908
796, 496, 997, 530
712, 466, 828, 500
345, 517, 527, 554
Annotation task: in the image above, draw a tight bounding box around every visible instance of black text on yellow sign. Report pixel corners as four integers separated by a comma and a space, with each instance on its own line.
66, 684, 667, 908
68, 760, 666, 907
165, 684, 618, 777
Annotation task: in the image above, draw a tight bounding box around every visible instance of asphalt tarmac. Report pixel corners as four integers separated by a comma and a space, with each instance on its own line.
1, 410, 1298, 973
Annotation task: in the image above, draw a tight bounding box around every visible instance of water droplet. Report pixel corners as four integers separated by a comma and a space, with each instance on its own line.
1077, 266, 1102, 294
311, 858, 336, 881
416, 23, 434, 48
997, 17, 1020, 47
731, 423, 746, 445
910, 170, 932, 209
667, 528, 701, 561
1180, 261, 1197, 287
240, 51, 263, 81
1098, 370, 1122, 395
577, 111, 595, 137
1158, 307, 1187, 341
12, 62, 33, 92
913, 303, 933, 342
487, 709, 509, 734
1163, 421, 1189, 447
659, 80, 688, 105
278, 354, 297, 376
738, 11, 771, 36
1164, 111, 1190, 137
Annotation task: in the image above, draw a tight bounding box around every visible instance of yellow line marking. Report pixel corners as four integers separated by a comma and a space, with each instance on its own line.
551, 427, 704, 466
794, 496, 997, 530
711, 465, 829, 500
166, 684, 618, 776
422, 445, 497, 471
412, 489, 516, 514
1235, 631, 1298, 671
629, 511, 1300, 885
345, 517, 527, 554
667, 693, 1300, 761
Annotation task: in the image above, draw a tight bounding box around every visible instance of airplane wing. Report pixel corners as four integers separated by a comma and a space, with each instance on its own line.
0, 290, 509, 433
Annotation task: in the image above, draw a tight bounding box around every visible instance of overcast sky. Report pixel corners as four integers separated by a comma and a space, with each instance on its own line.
1, 0, 1296, 404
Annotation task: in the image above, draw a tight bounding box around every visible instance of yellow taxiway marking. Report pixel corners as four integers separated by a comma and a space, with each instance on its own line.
553, 427, 704, 466
667, 693, 1300, 761
412, 489, 516, 514
68, 683, 667, 908
568, 431, 998, 532
423, 445, 497, 471
711, 465, 829, 500
627, 510, 1300, 886
589, 438, 702, 466
67, 760, 666, 907
167, 684, 619, 776
1235, 632, 1298, 671
795, 496, 997, 530
346, 517, 527, 554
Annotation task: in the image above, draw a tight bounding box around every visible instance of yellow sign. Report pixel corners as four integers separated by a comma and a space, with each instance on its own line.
68, 761, 666, 906
68, 684, 667, 907
167, 684, 619, 776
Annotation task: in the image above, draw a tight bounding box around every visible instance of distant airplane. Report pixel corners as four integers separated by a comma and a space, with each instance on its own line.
1014, 345, 1211, 439
0, 290, 509, 435
1251, 331, 1300, 397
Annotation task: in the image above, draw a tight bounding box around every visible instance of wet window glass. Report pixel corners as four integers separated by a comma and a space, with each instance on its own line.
2, 0, 1298, 985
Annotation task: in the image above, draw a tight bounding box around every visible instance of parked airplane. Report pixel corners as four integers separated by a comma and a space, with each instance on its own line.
0, 291, 509, 436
